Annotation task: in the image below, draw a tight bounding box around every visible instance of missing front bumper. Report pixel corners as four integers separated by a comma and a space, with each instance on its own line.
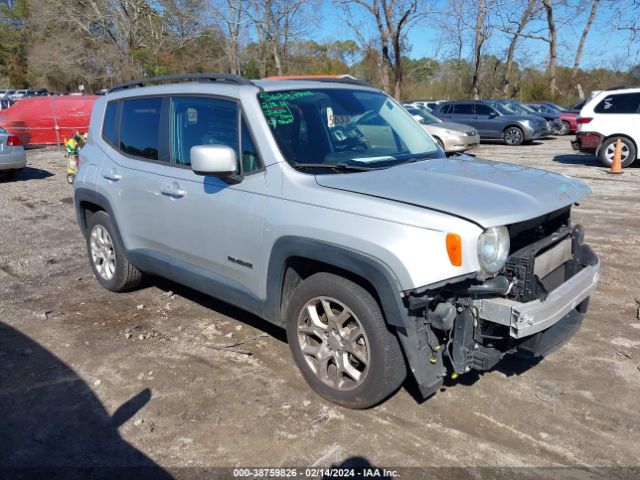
473, 245, 599, 338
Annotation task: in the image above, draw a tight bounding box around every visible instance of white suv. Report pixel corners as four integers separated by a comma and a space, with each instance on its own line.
572, 86, 640, 168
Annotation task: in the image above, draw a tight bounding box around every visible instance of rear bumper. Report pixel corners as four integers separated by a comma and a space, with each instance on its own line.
571, 131, 603, 153
473, 245, 599, 338
0, 150, 27, 170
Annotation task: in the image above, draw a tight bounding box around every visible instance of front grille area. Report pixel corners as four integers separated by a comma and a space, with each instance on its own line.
504, 206, 573, 303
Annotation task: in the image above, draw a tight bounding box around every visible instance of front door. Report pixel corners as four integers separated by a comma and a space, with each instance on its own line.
160, 96, 267, 299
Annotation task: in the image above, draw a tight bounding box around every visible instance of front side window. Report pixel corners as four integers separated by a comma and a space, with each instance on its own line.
258, 89, 440, 169
475, 104, 494, 116
595, 93, 640, 114
120, 98, 162, 160
171, 96, 239, 168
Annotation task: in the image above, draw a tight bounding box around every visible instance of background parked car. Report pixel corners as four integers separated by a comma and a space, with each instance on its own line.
403, 104, 480, 154
433, 101, 547, 145
0, 98, 15, 111
0, 126, 27, 177
571, 86, 640, 168
527, 102, 578, 135
496, 100, 564, 135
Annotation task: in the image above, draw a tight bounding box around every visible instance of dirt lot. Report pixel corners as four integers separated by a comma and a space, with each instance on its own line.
1, 137, 640, 478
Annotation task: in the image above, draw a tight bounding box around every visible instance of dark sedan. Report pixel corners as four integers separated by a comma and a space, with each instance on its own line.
432, 101, 547, 145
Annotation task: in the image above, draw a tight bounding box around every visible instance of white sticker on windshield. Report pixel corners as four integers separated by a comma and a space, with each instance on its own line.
327, 107, 335, 128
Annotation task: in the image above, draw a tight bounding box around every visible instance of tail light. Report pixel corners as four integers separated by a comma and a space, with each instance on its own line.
577, 117, 592, 124
6, 135, 22, 146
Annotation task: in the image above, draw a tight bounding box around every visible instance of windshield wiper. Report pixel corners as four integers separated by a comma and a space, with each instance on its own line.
290, 162, 385, 171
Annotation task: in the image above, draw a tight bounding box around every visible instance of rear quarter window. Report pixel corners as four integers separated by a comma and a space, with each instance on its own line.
594, 93, 640, 114
120, 97, 163, 161
102, 102, 119, 146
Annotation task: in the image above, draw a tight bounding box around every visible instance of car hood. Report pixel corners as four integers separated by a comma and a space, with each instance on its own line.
426, 122, 476, 133
315, 156, 591, 228
533, 112, 559, 121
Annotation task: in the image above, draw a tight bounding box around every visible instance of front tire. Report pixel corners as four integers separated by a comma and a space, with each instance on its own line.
86, 211, 142, 292
599, 137, 636, 168
503, 126, 524, 146
286, 273, 406, 409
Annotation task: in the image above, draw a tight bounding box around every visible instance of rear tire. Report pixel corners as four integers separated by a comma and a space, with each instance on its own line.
598, 137, 636, 168
285, 273, 406, 408
86, 210, 142, 292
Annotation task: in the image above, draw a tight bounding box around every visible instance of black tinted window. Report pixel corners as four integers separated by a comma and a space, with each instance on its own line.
171, 96, 238, 167
120, 98, 162, 160
102, 102, 118, 146
475, 104, 493, 115
595, 93, 640, 114
453, 104, 474, 114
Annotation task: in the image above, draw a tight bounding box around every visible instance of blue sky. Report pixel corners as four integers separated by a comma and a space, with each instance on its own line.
313, 1, 639, 71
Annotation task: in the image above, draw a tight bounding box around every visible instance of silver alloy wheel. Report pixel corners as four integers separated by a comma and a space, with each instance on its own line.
504, 127, 523, 145
90, 225, 116, 281
558, 122, 570, 136
604, 141, 630, 163
297, 296, 370, 391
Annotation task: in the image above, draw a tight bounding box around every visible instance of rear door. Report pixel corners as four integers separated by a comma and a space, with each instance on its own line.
450, 103, 478, 131
100, 96, 178, 259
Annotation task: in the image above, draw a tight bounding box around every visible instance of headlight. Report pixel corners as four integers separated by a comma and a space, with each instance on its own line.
445, 129, 459, 135
477, 226, 510, 275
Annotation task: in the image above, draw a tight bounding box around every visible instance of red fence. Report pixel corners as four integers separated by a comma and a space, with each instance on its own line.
0, 96, 97, 147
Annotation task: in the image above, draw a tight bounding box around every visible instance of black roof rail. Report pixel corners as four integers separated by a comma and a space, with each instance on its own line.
303, 77, 371, 87
605, 85, 640, 91
108, 73, 255, 93
262, 75, 371, 87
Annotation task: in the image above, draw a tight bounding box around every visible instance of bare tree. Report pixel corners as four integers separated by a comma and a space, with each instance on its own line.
470, 0, 495, 99
209, 0, 248, 74
335, 0, 427, 99
570, 0, 599, 99
540, 0, 559, 97
248, 0, 310, 77
496, 0, 540, 96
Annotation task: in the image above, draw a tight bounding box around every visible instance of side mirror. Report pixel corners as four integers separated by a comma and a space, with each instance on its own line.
190, 144, 242, 183
488, 111, 498, 118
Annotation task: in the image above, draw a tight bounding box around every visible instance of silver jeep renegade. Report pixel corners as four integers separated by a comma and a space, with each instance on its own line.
74, 74, 600, 408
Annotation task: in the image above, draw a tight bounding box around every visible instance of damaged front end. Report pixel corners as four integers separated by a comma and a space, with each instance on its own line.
400, 207, 600, 399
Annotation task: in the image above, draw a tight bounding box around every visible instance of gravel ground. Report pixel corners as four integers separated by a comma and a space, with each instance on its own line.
1, 137, 639, 479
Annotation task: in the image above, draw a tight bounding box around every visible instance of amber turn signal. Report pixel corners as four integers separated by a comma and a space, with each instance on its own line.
446, 233, 462, 266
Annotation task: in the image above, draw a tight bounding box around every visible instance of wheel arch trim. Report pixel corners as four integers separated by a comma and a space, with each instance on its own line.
74, 188, 127, 251
263, 236, 409, 329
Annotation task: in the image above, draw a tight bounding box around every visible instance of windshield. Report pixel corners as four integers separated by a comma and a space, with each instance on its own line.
547, 103, 566, 111
258, 89, 441, 169
510, 102, 536, 114
490, 102, 516, 115
416, 108, 441, 124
